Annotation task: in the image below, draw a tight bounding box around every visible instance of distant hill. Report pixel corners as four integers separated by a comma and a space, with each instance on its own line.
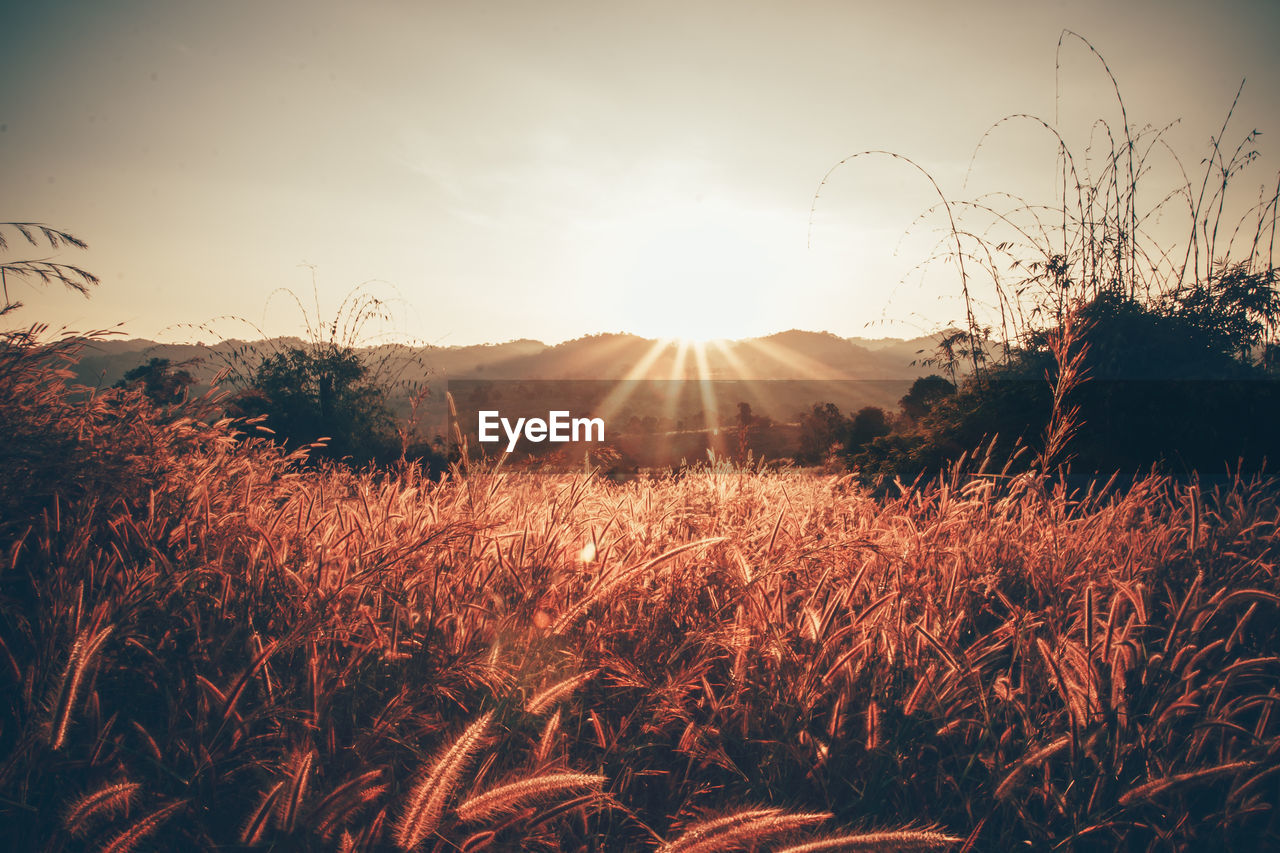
68, 331, 939, 383
63, 330, 945, 428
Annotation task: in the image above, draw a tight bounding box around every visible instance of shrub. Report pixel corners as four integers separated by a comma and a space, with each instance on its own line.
230, 341, 400, 466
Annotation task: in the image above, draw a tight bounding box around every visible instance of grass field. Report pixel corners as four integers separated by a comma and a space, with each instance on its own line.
2, 335, 1278, 852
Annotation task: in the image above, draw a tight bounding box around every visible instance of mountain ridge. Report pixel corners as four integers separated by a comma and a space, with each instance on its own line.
64, 330, 942, 389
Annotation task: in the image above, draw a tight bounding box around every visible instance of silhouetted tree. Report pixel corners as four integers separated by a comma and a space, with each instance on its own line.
114, 357, 196, 406
855, 289, 1280, 485
899, 375, 955, 420
232, 343, 397, 465
848, 406, 891, 449
1170, 262, 1280, 363
734, 402, 753, 461
796, 402, 847, 465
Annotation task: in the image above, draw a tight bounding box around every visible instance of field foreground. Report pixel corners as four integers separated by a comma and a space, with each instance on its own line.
2, 340, 1279, 851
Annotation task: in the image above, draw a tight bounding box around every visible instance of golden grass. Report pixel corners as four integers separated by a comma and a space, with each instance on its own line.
454, 772, 607, 823
2, 337, 1279, 850
774, 828, 963, 852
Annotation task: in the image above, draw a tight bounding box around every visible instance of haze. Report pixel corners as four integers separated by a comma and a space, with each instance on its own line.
3, 0, 1278, 345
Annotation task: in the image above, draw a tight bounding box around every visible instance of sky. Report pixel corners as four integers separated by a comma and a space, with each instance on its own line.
3, 0, 1279, 346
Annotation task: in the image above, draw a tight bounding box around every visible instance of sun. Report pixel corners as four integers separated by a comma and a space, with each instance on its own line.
613, 208, 783, 342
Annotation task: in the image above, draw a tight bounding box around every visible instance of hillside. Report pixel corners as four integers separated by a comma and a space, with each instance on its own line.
65, 330, 940, 439
67, 330, 935, 386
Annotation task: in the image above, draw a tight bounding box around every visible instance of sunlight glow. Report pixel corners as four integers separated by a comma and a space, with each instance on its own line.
590, 333, 842, 441
611, 206, 784, 342
738, 336, 846, 379
594, 337, 679, 426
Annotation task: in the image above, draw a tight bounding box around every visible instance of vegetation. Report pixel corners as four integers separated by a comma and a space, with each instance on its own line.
113, 357, 197, 407
171, 278, 447, 471
4, 31, 1279, 853
0, 222, 99, 316
230, 341, 401, 465
806, 33, 1280, 489
2, 332, 1278, 851
852, 289, 1280, 487
795, 403, 893, 467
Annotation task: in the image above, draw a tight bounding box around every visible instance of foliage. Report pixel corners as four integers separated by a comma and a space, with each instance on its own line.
855, 288, 1280, 487
899, 375, 956, 421
0, 329, 185, 543
796, 402, 893, 467
231, 341, 401, 466
174, 275, 438, 470
0, 223, 99, 315
847, 405, 891, 449
816, 33, 1280, 484
113, 356, 196, 406
1166, 261, 1280, 365
6, 31, 1280, 851
3, 334, 1278, 851
796, 402, 848, 465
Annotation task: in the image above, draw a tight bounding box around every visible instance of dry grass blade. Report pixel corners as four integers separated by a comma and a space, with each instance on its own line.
97, 799, 186, 853
774, 828, 964, 852
393, 710, 494, 851
211, 637, 282, 741
50, 624, 114, 750
311, 768, 386, 839
533, 709, 562, 764
662, 808, 831, 853
525, 670, 597, 715
277, 748, 314, 832
64, 781, 140, 837
913, 623, 961, 672
552, 537, 727, 634
455, 772, 606, 823
1118, 761, 1257, 807
240, 782, 284, 846
994, 736, 1071, 801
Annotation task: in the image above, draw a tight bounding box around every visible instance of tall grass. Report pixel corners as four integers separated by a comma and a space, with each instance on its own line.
0, 223, 99, 315
811, 32, 1279, 488
5, 32, 1278, 851
2, 330, 1277, 850
169, 273, 433, 400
